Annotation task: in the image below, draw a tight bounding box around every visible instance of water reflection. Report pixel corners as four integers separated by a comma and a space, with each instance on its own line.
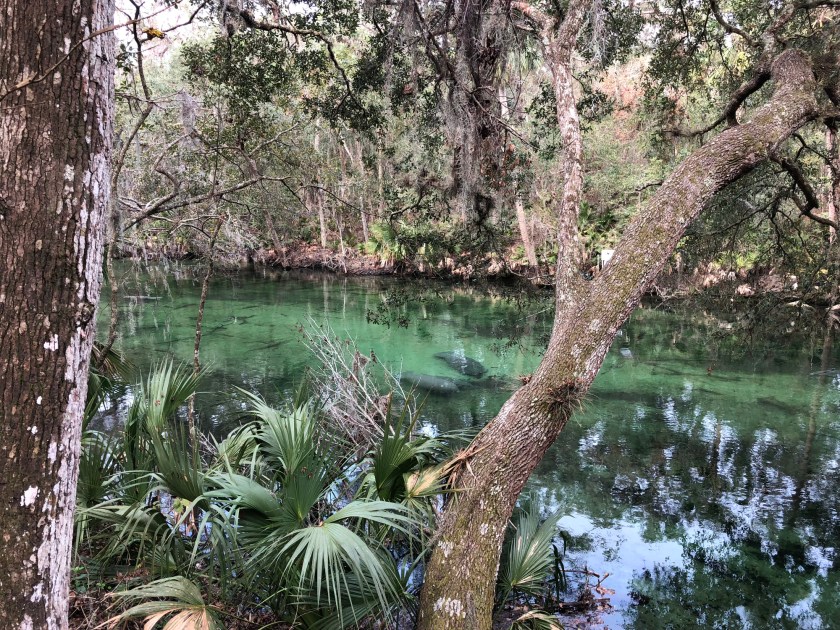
99, 264, 840, 628
536, 345, 840, 627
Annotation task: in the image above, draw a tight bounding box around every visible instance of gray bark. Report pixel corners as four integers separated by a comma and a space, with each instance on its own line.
0, 0, 115, 627
417, 47, 821, 630
515, 198, 538, 267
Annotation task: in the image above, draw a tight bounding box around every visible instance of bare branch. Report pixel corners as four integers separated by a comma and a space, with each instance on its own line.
708, 0, 757, 47
669, 64, 771, 137
122, 176, 286, 231
774, 155, 840, 229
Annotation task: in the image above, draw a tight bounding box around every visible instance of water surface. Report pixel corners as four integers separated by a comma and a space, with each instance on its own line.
100, 264, 840, 628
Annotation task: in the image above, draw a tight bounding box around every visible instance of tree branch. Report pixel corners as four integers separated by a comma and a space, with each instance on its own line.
708, 0, 757, 47
224, 7, 357, 110
774, 155, 840, 229
122, 176, 285, 231
0, 2, 211, 103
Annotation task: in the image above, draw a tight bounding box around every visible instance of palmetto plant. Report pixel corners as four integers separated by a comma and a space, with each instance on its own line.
508, 609, 564, 630
77, 360, 454, 628
208, 390, 422, 627
100, 576, 223, 630
495, 495, 569, 627
78, 356, 569, 629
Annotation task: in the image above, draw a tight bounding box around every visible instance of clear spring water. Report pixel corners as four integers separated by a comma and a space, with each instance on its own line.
99, 263, 840, 628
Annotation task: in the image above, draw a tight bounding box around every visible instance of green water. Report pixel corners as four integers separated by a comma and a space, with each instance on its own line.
100, 264, 840, 628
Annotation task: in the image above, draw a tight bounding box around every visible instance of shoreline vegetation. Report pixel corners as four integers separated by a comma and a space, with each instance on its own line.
69, 335, 604, 630
113, 242, 837, 308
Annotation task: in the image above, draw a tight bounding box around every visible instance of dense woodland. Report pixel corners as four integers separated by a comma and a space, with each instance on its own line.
110, 0, 838, 294
2, 0, 840, 629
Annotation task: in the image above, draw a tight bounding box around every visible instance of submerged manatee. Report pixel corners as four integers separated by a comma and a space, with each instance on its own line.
400, 371, 460, 395
434, 351, 487, 377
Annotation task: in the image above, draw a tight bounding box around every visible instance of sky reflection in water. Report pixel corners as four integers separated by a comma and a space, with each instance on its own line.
100, 265, 840, 628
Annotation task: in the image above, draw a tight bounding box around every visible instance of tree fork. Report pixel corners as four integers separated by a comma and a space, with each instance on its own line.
417, 48, 820, 630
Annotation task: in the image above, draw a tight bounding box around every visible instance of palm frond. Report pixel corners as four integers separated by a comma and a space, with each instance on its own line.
142, 361, 203, 432
85, 344, 133, 429
239, 389, 319, 481
508, 609, 564, 630
76, 430, 119, 551
91, 341, 135, 382
148, 420, 208, 507
101, 576, 222, 630
498, 498, 564, 605
209, 424, 258, 471
365, 404, 454, 505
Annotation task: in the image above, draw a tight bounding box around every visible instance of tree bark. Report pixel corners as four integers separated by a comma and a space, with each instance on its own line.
545, 0, 589, 297
515, 198, 538, 267
417, 48, 820, 630
0, 0, 115, 628
825, 126, 837, 243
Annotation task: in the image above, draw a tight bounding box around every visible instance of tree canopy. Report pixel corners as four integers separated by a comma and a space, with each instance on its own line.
1, 0, 839, 628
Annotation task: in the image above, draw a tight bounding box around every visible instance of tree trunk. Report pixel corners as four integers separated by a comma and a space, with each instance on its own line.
826, 126, 837, 243
500, 83, 538, 270
0, 0, 115, 628
515, 198, 538, 268
189, 218, 224, 429
264, 209, 284, 253
318, 196, 328, 249
417, 48, 819, 630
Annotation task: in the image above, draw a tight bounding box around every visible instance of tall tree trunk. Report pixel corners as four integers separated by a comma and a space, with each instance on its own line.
825, 123, 839, 326
515, 198, 538, 268
318, 196, 328, 249
264, 209, 284, 254
360, 196, 369, 243
500, 83, 538, 270
312, 133, 328, 249
826, 126, 837, 243
446, 0, 510, 224
377, 147, 385, 217
0, 0, 115, 627
354, 140, 369, 242
417, 48, 819, 630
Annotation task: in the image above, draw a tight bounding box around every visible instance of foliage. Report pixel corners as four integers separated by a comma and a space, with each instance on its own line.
74, 356, 457, 627
497, 496, 568, 610
102, 576, 222, 630
77, 342, 577, 628
508, 609, 564, 630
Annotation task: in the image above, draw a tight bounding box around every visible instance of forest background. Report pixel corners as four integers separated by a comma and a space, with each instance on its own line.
2, 0, 840, 628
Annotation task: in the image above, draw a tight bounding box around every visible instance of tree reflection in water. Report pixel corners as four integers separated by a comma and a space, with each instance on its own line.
99, 265, 840, 628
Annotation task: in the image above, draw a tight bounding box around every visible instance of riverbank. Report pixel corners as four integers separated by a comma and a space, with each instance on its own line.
93, 267, 840, 629
116, 240, 837, 309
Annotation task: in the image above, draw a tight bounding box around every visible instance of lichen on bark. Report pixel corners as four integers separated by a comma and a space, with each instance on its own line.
0, 0, 115, 627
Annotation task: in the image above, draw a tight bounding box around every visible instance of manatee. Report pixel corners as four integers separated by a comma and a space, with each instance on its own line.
400, 371, 460, 395
455, 375, 516, 392
434, 351, 487, 377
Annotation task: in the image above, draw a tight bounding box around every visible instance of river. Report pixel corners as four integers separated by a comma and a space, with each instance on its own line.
99, 263, 840, 629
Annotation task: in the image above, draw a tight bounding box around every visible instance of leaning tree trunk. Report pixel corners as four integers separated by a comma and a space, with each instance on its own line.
0, 0, 114, 628
417, 49, 819, 630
